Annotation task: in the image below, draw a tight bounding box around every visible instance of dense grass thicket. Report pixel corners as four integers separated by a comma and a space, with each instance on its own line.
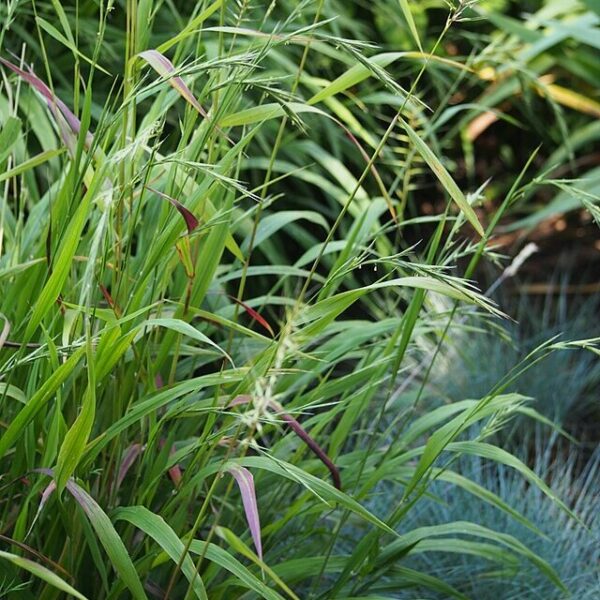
1, 0, 599, 597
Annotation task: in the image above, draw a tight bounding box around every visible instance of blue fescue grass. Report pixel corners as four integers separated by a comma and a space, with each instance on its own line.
432, 292, 600, 430
385, 434, 600, 599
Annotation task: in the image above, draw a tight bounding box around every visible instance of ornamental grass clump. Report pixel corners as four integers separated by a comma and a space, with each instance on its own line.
0, 0, 599, 598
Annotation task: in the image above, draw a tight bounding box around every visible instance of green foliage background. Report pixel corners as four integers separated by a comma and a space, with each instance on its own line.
0, 0, 598, 598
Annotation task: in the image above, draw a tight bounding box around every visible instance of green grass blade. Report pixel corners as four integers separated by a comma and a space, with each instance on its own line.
0, 550, 88, 600
114, 506, 207, 600
399, 116, 484, 235
66, 481, 148, 600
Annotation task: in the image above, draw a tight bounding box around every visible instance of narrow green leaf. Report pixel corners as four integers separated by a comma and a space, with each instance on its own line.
66, 481, 148, 600
35, 17, 110, 75
0, 149, 64, 183
378, 521, 565, 592
243, 210, 328, 252
398, 0, 423, 51
219, 103, 325, 127
403, 395, 523, 498
0, 116, 21, 163
0, 383, 27, 404
114, 506, 207, 600
387, 565, 468, 599
216, 527, 299, 600
188, 540, 284, 600
222, 457, 396, 537
55, 343, 96, 491
83, 372, 243, 464
0, 550, 88, 600
0, 346, 85, 459
399, 116, 484, 235
24, 170, 103, 340
134, 317, 233, 365
447, 441, 581, 524
50, 0, 75, 44
156, 0, 224, 53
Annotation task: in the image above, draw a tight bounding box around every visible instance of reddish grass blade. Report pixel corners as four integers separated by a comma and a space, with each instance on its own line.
0, 57, 93, 148
227, 296, 274, 336
276, 408, 342, 491
138, 50, 209, 117
227, 465, 262, 560
113, 443, 144, 494
146, 185, 199, 234
168, 462, 183, 486
99, 284, 121, 317
138, 50, 233, 143
159, 439, 183, 486
228, 396, 342, 490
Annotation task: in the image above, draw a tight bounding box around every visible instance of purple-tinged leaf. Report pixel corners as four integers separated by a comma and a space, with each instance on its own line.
138, 50, 209, 118
41, 480, 57, 508
228, 296, 274, 337
227, 466, 262, 560
0, 57, 93, 148
34, 468, 147, 600
228, 396, 342, 490
229, 394, 252, 408
146, 185, 199, 234
138, 50, 233, 143
113, 443, 144, 494
27, 480, 57, 538
276, 408, 341, 490
1, 57, 56, 107
64, 480, 148, 600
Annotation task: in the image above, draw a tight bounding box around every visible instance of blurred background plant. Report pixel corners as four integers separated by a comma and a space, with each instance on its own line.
431, 289, 600, 439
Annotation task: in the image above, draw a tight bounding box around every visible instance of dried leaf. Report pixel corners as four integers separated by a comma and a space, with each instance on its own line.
0, 313, 10, 351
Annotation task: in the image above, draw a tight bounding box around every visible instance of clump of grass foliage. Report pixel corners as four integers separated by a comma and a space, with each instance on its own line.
431, 292, 600, 432
368, 434, 600, 599
0, 0, 599, 598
